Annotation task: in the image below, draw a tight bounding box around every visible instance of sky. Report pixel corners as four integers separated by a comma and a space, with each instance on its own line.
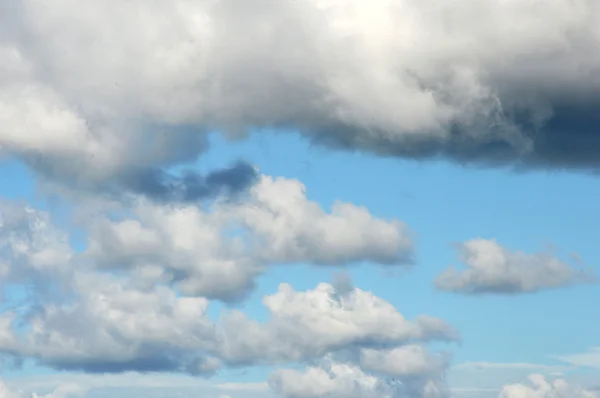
1, 0, 600, 397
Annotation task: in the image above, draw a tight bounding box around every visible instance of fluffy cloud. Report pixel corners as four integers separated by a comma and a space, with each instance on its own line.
86, 174, 413, 301
218, 282, 457, 365
0, 200, 449, 375
360, 345, 448, 378
435, 239, 595, 294
269, 354, 449, 398
0, 276, 455, 375
0, 273, 220, 374
0, 379, 85, 398
499, 374, 598, 398
1, 0, 600, 202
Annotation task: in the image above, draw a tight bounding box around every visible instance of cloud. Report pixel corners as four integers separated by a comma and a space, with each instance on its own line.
435, 239, 595, 294
0, 200, 74, 303
1, 0, 600, 203
0, 272, 221, 375
360, 345, 448, 377
0, 203, 450, 376
0, 378, 86, 398
555, 347, 600, 369
268, 354, 449, 398
86, 174, 413, 301
217, 281, 458, 365
0, 278, 455, 375
499, 374, 598, 398
0, 379, 23, 398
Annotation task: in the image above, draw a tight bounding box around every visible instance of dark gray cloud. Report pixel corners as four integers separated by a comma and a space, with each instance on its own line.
118, 161, 258, 203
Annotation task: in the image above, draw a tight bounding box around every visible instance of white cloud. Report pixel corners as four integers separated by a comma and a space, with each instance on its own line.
0, 272, 219, 374
555, 347, 600, 369
86, 174, 413, 301
360, 345, 448, 377
499, 374, 598, 398
453, 362, 571, 372
435, 239, 595, 294
0, 200, 449, 375
0, 278, 456, 381
218, 282, 457, 365
269, 355, 449, 398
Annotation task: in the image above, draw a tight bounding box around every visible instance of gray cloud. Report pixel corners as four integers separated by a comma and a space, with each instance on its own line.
0, 267, 456, 376
435, 239, 596, 294
217, 281, 458, 366
0, 378, 86, 398
116, 161, 258, 203
1, 0, 600, 200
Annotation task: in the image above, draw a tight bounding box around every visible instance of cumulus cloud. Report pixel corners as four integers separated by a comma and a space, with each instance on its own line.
0, 379, 85, 398
0, 202, 450, 376
360, 345, 448, 378
0, 278, 455, 375
1, 0, 600, 202
435, 239, 596, 294
499, 374, 598, 398
269, 354, 449, 398
218, 282, 458, 365
86, 174, 413, 301
0, 272, 220, 375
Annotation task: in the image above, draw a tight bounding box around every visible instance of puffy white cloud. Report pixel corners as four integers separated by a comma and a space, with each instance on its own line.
360, 345, 448, 377
0, 272, 219, 374
435, 239, 595, 294
217, 282, 457, 365
230, 175, 413, 266
499, 374, 598, 398
269, 362, 387, 398
0, 203, 448, 375
86, 174, 413, 301
0, 189, 423, 374
0, 277, 455, 375
269, 355, 449, 398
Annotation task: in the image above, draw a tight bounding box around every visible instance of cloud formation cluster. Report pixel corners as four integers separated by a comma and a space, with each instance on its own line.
0, 193, 453, 398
